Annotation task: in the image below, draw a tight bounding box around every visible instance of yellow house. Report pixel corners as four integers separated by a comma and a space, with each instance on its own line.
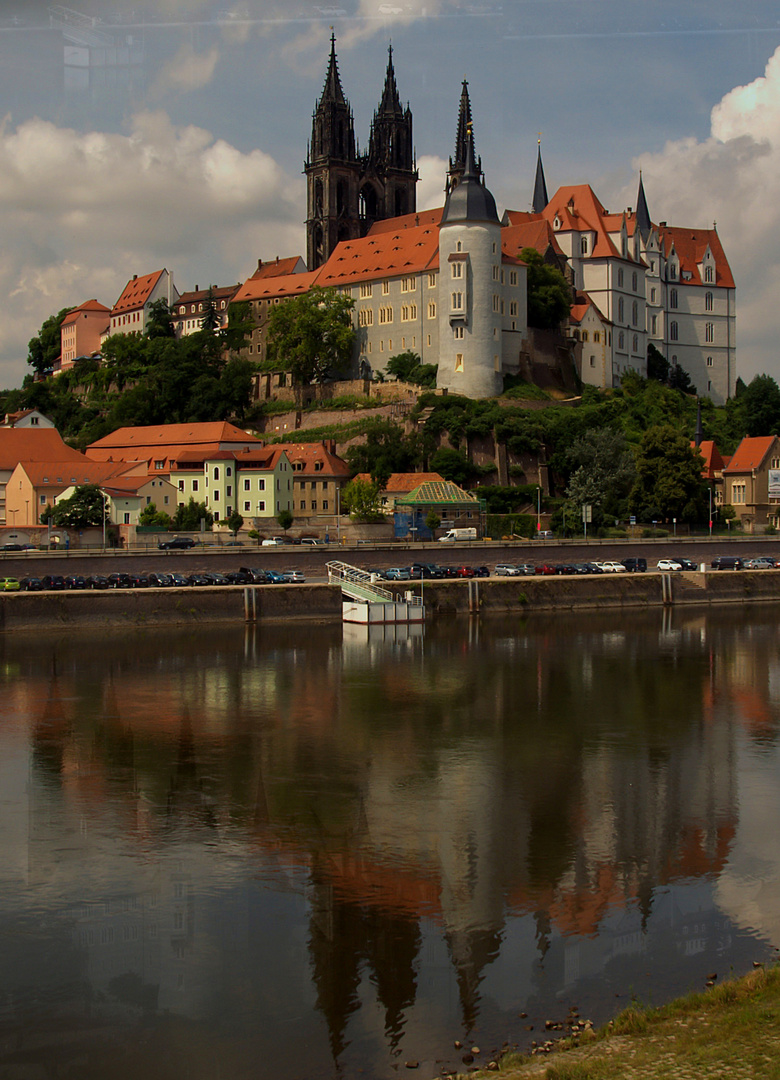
721, 435, 780, 530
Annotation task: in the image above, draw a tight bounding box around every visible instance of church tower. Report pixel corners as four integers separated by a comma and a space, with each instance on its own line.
448, 79, 474, 192
305, 34, 361, 270
362, 45, 417, 228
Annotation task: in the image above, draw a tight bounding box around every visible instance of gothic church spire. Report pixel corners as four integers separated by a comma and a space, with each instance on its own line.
532, 139, 548, 213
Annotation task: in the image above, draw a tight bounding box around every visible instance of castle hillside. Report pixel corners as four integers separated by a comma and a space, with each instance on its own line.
57, 36, 736, 405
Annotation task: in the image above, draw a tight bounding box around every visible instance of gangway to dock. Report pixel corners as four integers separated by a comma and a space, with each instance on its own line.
326, 561, 424, 624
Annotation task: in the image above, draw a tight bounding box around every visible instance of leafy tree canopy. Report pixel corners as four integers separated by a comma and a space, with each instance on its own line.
629, 424, 708, 523
341, 476, 384, 522
139, 502, 173, 528
737, 373, 780, 436
45, 484, 105, 530
172, 498, 213, 531
385, 350, 438, 389
27, 308, 72, 377
565, 426, 636, 527
520, 247, 572, 329
145, 298, 175, 339
277, 508, 294, 532
263, 286, 355, 386
345, 417, 425, 487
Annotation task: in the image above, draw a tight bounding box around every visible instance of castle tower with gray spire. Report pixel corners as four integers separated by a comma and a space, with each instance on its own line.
437, 116, 504, 399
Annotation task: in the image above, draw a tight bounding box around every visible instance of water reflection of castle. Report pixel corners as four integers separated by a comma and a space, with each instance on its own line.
9, 614, 776, 1063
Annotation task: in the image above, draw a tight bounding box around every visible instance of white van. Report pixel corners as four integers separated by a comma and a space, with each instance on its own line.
438, 527, 478, 542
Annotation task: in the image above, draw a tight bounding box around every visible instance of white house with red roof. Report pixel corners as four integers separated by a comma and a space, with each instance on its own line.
108, 269, 179, 337
172, 284, 241, 337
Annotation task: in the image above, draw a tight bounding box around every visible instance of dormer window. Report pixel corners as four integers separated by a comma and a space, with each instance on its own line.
704, 266, 714, 283
580, 236, 588, 254
553, 216, 561, 230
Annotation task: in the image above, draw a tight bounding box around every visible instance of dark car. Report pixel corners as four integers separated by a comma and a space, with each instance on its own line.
158, 536, 196, 550
0, 542, 24, 551
148, 572, 174, 587
239, 567, 269, 584
711, 555, 743, 570
20, 576, 44, 591
621, 557, 648, 573
225, 569, 255, 585
473, 565, 490, 577
671, 556, 698, 571
107, 572, 133, 589
41, 574, 66, 590
555, 562, 577, 575
64, 575, 87, 590
86, 575, 110, 589
170, 573, 190, 587
128, 573, 150, 588
410, 563, 436, 579
207, 572, 229, 586
188, 573, 212, 586
440, 566, 459, 579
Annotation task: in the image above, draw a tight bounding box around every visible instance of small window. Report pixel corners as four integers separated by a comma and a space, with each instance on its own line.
705, 292, 713, 311
705, 322, 714, 343
670, 288, 678, 308
455, 353, 464, 372
670, 321, 679, 341
451, 262, 462, 279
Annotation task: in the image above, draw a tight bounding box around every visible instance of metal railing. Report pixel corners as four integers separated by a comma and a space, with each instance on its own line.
326, 560, 423, 606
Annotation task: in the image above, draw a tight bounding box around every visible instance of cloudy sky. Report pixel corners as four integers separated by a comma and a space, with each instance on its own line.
1, 0, 779, 390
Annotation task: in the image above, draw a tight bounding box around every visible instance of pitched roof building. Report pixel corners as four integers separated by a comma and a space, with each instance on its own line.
59, 300, 111, 372
722, 435, 780, 530
109, 268, 179, 337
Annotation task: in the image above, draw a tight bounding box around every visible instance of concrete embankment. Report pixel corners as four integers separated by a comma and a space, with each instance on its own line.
2, 570, 780, 632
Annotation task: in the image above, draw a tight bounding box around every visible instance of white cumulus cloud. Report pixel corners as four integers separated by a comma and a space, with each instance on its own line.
614, 45, 780, 386
0, 112, 304, 387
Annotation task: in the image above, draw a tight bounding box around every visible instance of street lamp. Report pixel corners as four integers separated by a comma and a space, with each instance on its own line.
102, 491, 109, 549
537, 486, 541, 535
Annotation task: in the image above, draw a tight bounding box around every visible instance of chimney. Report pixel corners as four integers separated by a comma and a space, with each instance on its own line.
257, 258, 263, 270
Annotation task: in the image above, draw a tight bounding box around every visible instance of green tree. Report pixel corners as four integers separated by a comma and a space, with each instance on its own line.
172, 498, 213, 531
425, 510, 441, 533
385, 350, 438, 389
139, 502, 173, 528
429, 446, 475, 487
277, 508, 294, 533
668, 363, 696, 395
345, 418, 424, 487
46, 484, 105, 530
223, 300, 255, 353
227, 510, 244, 535
145, 298, 175, 339
263, 286, 355, 387
27, 308, 71, 376
647, 343, 670, 384
629, 424, 708, 523
200, 287, 220, 332
520, 248, 571, 329
341, 477, 383, 521
739, 374, 780, 436
564, 427, 636, 528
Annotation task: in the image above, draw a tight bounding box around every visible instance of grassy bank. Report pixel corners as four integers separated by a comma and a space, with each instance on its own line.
466, 965, 780, 1079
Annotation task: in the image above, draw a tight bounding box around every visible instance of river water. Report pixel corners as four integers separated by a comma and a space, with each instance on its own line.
1, 607, 780, 1078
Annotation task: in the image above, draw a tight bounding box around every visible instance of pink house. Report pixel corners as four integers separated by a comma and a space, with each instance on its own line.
59, 300, 111, 372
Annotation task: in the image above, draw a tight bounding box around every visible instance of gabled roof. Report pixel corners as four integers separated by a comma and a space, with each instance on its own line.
401, 479, 479, 505
245, 256, 307, 281
318, 222, 440, 288
356, 471, 446, 493
368, 208, 443, 234
233, 268, 320, 304
657, 226, 735, 289
542, 185, 629, 261
722, 436, 778, 474
61, 299, 111, 326
501, 218, 566, 261
569, 293, 608, 326
175, 285, 239, 307
0, 428, 84, 470
112, 270, 166, 315
282, 442, 351, 477
692, 439, 725, 479
14, 459, 136, 489
87, 422, 257, 456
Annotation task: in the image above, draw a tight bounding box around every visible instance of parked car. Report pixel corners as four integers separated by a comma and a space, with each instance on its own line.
657, 559, 683, 571
473, 565, 490, 577
515, 563, 536, 576
207, 572, 230, 586
225, 569, 255, 585
264, 570, 289, 584
284, 570, 306, 583
239, 567, 270, 584
188, 573, 212, 586
20, 576, 44, 591
158, 536, 196, 550
41, 574, 66, 590
0, 543, 24, 552
669, 556, 698, 571
384, 567, 411, 581
0, 576, 20, 591
534, 563, 557, 576
170, 573, 191, 587
599, 561, 628, 573
745, 557, 777, 569
711, 555, 743, 570
148, 572, 174, 587
410, 563, 441, 579
64, 575, 87, 590
128, 574, 150, 588
300, 538, 326, 546
107, 573, 133, 589
554, 562, 578, 575
85, 575, 110, 589
621, 557, 647, 572
457, 565, 475, 578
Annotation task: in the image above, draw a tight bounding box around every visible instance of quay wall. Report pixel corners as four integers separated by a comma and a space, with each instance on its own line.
2, 571, 780, 632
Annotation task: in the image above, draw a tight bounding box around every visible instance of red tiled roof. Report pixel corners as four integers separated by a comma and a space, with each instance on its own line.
692, 440, 725, 479
658, 226, 735, 289
356, 471, 445, 492
501, 217, 566, 260
111, 270, 165, 315
88, 422, 258, 455
175, 285, 239, 307
722, 436, 777, 474
61, 299, 111, 326
0, 429, 84, 470
15, 459, 136, 488
367, 208, 443, 234
233, 269, 320, 303
542, 185, 629, 261
316, 223, 440, 288
246, 256, 307, 280
281, 442, 351, 477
